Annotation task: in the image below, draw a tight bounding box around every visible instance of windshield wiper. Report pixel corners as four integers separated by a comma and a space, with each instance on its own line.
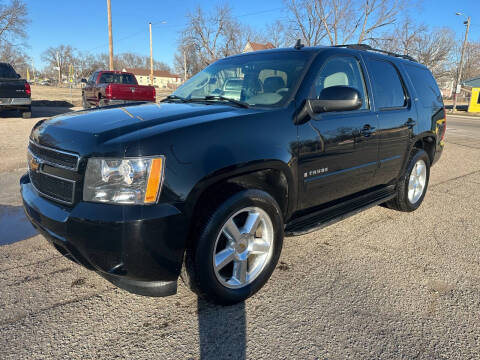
160, 94, 188, 103
201, 95, 250, 108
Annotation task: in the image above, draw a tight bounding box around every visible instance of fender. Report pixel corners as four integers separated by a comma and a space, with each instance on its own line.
184, 159, 297, 222
398, 130, 437, 180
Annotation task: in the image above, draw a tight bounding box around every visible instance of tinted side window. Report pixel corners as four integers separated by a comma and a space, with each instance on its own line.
405, 64, 442, 108
312, 56, 369, 109
368, 60, 406, 109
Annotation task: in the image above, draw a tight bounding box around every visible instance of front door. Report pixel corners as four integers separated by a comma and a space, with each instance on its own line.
297, 55, 378, 210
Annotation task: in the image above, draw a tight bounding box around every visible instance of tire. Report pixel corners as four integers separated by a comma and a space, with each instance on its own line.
21, 106, 32, 119
82, 94, 90, 109
182, 189, 284, 305
384, 148, 430, 212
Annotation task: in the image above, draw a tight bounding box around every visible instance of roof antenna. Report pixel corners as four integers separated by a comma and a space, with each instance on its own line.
294, 39, 304, 50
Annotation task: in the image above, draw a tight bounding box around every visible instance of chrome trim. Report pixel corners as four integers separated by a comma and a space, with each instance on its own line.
28, 140, 80, 171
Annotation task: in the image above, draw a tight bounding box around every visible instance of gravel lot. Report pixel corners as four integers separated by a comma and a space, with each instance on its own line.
0, 112, 479, 359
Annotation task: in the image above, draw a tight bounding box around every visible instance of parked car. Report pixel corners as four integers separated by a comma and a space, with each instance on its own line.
0, 62, 31, 118
81, 71, 156, 108
21, 43, 446, 304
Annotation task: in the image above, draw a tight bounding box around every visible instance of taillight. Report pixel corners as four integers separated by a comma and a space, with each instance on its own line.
25, 82, 31, 96
152, 87, 156, 101
441, 106, 447, 141
105, 84, 112, 98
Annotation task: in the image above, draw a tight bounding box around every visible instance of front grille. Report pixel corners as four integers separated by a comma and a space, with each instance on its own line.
29, 170, 75, 204
28, 140, 80, 205
29, 141, 79, 170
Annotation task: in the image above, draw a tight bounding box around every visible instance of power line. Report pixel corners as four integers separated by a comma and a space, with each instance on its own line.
83, 7, 284, 54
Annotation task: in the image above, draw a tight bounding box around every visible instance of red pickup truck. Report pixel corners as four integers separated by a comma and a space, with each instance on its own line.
81, 71, 156, 108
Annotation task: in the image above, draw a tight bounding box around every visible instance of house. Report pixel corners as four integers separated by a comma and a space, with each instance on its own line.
243, 41, 275, 53
463, 76, 480, 88
123, 68, 182, 89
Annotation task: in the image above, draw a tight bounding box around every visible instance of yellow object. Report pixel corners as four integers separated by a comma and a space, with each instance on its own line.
144, 158, 164, 203
26, 68, 30, 82
468, 87, 480, 113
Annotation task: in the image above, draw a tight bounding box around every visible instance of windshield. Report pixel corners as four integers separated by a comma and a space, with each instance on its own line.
173, 52, 311, 107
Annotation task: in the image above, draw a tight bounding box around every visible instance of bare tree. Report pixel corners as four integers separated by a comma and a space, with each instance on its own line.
41, 45, 75, 84
174, 4, 264, 78
285, 0, 405, 45
414, 28, 455, 80
0, 0, 28, 43
265, 20, 291, 48
285, 0, 326, 46
0, 40, 29, 75
0, 0, 29, 71
374, 20, 455, 81
373, 17, 427, 55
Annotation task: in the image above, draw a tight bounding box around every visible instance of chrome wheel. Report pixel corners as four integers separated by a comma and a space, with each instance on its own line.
213, 207, 274, 289
408, 159, 427, 204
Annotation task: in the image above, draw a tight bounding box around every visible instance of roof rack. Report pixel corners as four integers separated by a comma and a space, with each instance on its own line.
334, 44, 417, 62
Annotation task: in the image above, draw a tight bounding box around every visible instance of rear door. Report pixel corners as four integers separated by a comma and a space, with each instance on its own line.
297, 54, 379, 209
365, 57, 414, 186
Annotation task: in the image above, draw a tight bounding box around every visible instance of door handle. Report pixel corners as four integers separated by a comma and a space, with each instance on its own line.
360, 124, 376, 137
405, 118, 416, 128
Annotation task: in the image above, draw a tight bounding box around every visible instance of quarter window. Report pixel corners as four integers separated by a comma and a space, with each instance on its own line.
368, 60, 406, 109
312, 56, 369, 110
405, 64, 442, 108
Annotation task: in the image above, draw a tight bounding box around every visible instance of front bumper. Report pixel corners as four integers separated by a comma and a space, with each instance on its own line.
0, 97, 31, 107
20, 173, 188, 297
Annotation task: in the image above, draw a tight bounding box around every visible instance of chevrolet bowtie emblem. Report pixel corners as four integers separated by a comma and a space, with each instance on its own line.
29, 154, 41, 172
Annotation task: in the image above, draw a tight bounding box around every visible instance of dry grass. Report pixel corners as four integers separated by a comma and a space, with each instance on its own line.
30, 85, 172, 107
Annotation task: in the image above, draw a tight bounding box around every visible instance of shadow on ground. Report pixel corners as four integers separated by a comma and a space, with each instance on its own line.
0, 204, 37, 245
0, 105, 75, 119
197, 298, 246, 359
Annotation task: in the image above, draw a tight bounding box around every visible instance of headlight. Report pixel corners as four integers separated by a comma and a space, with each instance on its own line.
83, 156, 165, 204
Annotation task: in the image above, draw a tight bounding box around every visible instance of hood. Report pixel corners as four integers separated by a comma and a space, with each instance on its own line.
31, 102, 259, 155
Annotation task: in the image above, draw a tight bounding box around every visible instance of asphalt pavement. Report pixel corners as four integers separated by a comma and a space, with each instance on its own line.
0, 114, 479, 359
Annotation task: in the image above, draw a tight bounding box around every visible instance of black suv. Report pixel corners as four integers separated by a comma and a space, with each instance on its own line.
21, 44, 446, 304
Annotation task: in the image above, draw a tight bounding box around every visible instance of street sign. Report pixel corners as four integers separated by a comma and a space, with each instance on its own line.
456, 85, 462, 94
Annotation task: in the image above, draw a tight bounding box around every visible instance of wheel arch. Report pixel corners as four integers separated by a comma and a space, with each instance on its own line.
184, 160, 296, 227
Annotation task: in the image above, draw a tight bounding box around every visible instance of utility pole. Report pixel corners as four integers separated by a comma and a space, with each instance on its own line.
452, 14, 471, 112
183, 50, 187, 82
107, 0, 114, 70
149, 22, 154, 85
56, 51, 61, 85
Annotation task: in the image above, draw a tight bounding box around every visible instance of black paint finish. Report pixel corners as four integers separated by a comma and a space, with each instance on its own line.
21, 46, 445, 296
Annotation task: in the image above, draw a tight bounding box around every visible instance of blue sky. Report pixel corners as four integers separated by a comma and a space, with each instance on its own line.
27, 0, 479, 70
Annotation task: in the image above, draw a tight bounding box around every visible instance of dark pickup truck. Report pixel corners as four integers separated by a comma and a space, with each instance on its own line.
0, 62, 31, 118
21, 44, 445, 304
81, 70, 156, 108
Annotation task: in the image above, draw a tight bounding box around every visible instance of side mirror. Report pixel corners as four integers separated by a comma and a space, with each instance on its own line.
81, 78, 87, 83
296, 86, 362, 124
16, 73, 21, 79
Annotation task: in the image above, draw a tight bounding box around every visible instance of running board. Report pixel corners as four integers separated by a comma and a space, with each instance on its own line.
285, 186, 396, 236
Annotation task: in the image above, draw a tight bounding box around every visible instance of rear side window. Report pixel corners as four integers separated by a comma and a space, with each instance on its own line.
0, 63, 17, 78
405, 65, 442, 107
368, 60, 406, 109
